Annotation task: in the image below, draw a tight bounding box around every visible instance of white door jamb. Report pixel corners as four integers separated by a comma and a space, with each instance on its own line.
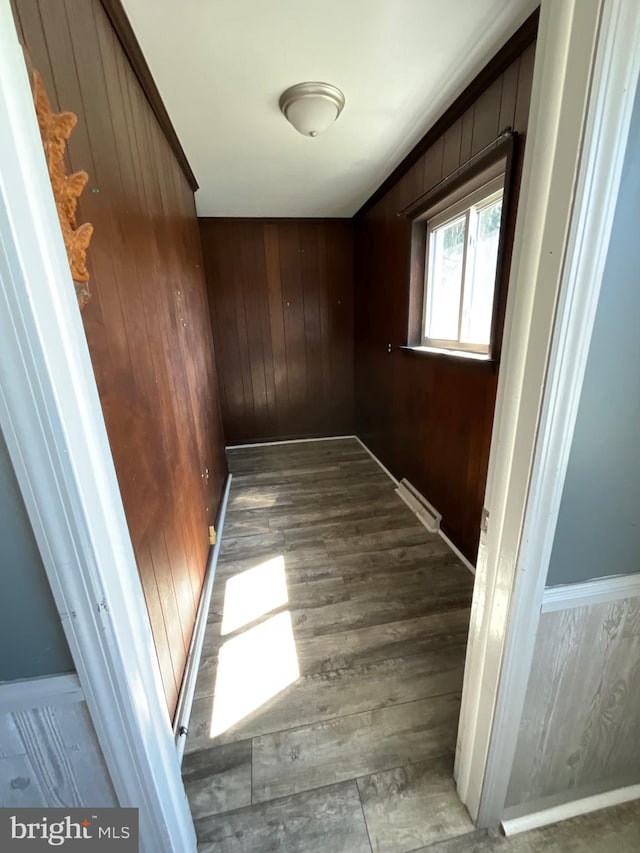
455, 0, 640, 827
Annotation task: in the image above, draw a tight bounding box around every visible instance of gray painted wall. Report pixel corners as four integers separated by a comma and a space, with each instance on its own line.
547, 86, 640, 586
0, 427, 74, 681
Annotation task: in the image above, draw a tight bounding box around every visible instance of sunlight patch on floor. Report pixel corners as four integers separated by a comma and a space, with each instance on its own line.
210, 610, 299, 738
221, 555, 289, 635
232, 492, 278, 509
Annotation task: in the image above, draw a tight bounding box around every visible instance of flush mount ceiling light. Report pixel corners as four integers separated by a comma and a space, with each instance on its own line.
279, 82, 345, 138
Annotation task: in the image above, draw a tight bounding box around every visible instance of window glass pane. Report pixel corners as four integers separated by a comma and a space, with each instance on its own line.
460, 197, 502, 345
426, 215, 466, 341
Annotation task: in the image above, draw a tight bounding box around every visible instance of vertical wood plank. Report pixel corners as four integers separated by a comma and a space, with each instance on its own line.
317, 224, 332, 406
396, 161, 423, 211
459, 106, 475, 164
515, 42, 536, 133
499, 58, 520, 131
300, 223, 324, 433
137, 555, 178, 713
240, 223, 270, 438
255, 227, 277, 437
422, 137, 445, 193
205, 224, 244, 438
442, 118, 463, 179
470, 76, 503, 155
279, 222, 306, 433
201, 219, 355, 444
264, 224, 289, 434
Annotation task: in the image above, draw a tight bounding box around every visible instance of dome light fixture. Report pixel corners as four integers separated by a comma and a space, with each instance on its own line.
279, 82, 345, 138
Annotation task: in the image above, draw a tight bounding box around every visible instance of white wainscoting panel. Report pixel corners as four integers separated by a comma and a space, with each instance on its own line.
506, 587, 640, 811
0, 673, 117, 808
542, 573, 640, 612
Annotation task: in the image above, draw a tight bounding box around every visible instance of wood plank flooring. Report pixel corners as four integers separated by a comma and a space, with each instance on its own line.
183, 439, 640, 852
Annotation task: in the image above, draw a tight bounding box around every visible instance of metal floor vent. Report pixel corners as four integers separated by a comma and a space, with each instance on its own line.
395, 478, 442, 533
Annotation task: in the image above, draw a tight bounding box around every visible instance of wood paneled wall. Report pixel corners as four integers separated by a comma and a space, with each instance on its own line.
200, 219, 354, 445
0, 675, 117, 808
506, 594, 640, 811
354, 27, 537, 562
13, 0, 227, 718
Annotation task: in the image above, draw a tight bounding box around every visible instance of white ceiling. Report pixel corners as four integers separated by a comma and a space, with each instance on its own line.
122, 0, 536, 217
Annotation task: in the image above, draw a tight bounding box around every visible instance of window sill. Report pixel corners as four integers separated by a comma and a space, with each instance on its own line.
400, 345, 496, 365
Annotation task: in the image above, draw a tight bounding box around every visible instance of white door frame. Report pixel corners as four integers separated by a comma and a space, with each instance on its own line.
0, 4, 196, 850
456, 0, 640, 827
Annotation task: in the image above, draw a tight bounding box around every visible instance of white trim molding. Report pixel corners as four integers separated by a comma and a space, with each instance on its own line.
226, 435, 355, 450
225, 435, 477, 575
501, 784, 640, 836
541, 573, 640, 613
355, 438, 476, 573
0, 673, 82, 713
439, 531, 476, 576
0, 5, 196, 849
174, 474, 232, 762
353, 436, 400, 485
226, 435, 404, 497
456, 0, 640, 827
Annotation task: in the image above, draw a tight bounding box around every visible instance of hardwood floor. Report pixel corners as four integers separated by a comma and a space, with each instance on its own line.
183, 439, 640, 852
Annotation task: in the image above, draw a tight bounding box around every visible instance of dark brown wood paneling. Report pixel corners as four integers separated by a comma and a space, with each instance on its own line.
200, 219, 354, 445
354, 33, 537, 563
442, 119, 463, 179
13, 0, 227, 718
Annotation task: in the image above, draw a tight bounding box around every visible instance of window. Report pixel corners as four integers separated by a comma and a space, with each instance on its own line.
423, 177, 504, 355
404, 131, 517, 363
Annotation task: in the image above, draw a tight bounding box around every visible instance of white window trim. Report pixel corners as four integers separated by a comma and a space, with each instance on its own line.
0, 5, 196, 850
422, 176, 505, 354
408, 345, 492, 362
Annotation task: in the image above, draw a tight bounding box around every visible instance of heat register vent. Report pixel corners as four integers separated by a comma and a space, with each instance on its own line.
395, 479, 442, 532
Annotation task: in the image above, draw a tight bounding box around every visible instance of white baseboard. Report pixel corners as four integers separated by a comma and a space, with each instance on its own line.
354, 438, 476, 576
229, 433, 479, 577
174, 474, 232, 761
353, 436, 399, 485
501, 783, 640, 836
542, 573, 640, 612
439, 530, 476, 576
226, 435, 355, 450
